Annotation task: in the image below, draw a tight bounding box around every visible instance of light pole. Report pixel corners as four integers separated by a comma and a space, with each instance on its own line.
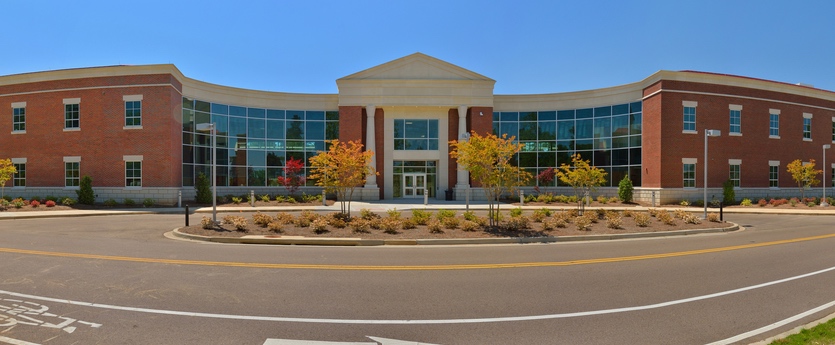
823, 144, 831, 207
704, 129, 721, 219
196, 123, 217, 224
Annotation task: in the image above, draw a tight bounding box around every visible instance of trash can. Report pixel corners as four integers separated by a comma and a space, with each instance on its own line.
445, 189, 454, 201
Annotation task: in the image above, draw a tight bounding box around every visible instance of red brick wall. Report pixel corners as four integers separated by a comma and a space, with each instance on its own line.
641, 82, 663, 188
447, 108, 460, 188
374, 108, 385, 198
338, 106, 362, 143
0, 74, 182, 188
466, 107, 494, 187
649, 80, 835, 189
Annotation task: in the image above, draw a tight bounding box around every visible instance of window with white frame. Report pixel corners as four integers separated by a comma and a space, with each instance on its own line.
124, 95, 142, 127
683, 101, 697, 132
831, 117, 834, 142
769, 109, 780, 138
12, 158, 25, 187
64, 157, 80, 187
683, 158, 696, 188
729, 105, 742, 135
729, 159, 741, 188
12, 102, 25, 132
124, 155, 143, 187
769, 161, 779, 188
803, 113, 813, 140
64, 98, 80, 130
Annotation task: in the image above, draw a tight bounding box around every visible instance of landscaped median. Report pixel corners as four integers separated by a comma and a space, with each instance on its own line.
171, 207, 740, 246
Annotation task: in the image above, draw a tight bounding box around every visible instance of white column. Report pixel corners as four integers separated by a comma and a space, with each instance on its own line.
456, 105, 470, 188
365, 104, 377, 187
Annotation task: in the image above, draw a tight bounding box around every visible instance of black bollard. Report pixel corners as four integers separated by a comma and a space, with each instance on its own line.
719, 202, 723, 222
185, 205, 189, 227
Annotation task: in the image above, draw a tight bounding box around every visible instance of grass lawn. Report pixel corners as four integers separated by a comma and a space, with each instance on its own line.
770, 317, 835, 344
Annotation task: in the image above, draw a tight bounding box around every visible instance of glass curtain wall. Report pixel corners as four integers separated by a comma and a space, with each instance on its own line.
182, 98, 339, 187
493, 102, 641, 188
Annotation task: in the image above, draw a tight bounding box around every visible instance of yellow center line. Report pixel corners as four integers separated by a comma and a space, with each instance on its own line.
2, 233, 834, 270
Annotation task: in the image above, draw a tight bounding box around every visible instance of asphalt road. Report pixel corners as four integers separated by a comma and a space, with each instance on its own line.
0, 213, 833, 345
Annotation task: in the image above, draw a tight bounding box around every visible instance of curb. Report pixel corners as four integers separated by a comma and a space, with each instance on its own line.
169, 222, 740, 246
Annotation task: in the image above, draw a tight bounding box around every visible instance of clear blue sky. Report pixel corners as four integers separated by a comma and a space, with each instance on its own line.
3, 1, 834, 95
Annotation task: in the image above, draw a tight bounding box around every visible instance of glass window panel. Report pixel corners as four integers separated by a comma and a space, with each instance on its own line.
195, 133, 210, 146
594, 106, 611, 117
576, 140, 593, 150
500, 112, 518, 122
428, 119, 438, 138
405, 139, 428, 150
493, 123, 500, 136
216, 148, 228, 166
394, 139, 404, 150
576, 108, 593, 119
182, 109, 194, 132
630, 102, 642, 113
267, 168, 282, 186
520, 142, 537, 152
182, 97, 194, 110
182, 146, 194, 164
594, 150, 611, 166
576, 119, 593, 139
519, 111, 537, 121
557, 110, 575, 120
326, 111, 339, 121
286, 151, 305, 163
267, 109, 285, 119
182, 164, 194, 186
183, 132, 194, 145
195, 100, 210, 112
611, 149, 629, 165
630, 135, 642, 147
594, 138, 611, 150
247, 108, 265, 118
229, 106, 246, 116
630, 166, 642, 186
404, 120, 428, 138
612, 115, 629, 136
557, 140, 574, 151
519, 122, 538, 140
306, 121, 325, 140
286, 110, 304, 120
630, 113, 642, 135
211, 103, 228, 115
500, 122, 518, 139
594, 118, 611, 138
211, 114, 229, 135
612, 104, 629, 115
248, 118, 266, 138
538, 111, 556, 121
630, 148, 642, 165
557, 120, 574, 140
229, 117, 247, 138
266, 120, 285, 139
248, 167, 266, 186
286, 120, 305, 139
538, 121, 556, 140
286, 140, 305, 151
228, 166, 247, 186
266, 140, 284, 150
195, 111, 211, 128
538, 152, 555, 168
305, 111, 324, 121
427, 140, 438, 150
326, 121, 339, 140
394, 119, 404, 138
492, 111, 500, 121
612, 136, 629, 148
195, 146, 210, 164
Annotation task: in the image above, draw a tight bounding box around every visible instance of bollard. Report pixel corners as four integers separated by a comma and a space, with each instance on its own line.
178, 190, 182, 208
466, 188, 470, 211
322, 189, 327, 206
250, 190, 255, 207
720, 202, 724, 221
520, 190, 524, 206
185, 205, 189, 227
651, 191, 656, 207
424, 189, 428, 205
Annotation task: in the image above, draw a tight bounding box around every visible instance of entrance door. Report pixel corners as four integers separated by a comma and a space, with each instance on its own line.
403, 173, 426, 198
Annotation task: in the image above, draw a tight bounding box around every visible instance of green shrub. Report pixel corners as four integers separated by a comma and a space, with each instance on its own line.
436, 209, 456, 220
350, 219, 370, 233
427, 219, 443, 233
386, 208, 401, 220
460, 220, 479, 232
442, 217, 460, 229
634, 213, 651, 227
503, 216, 530, 231
259, 194, 271, 202
597, 195, 608, 204
509, 207, 523, 218
618, 175, 634, 203
411, 209, 432, 225
401, 219, 417, 229
76, 175, 95, 205
61, 197, 76, 206
194, 173, 212, 204
231, 197, 242, 204
143, 198, 155, 207
462, 210, 477, 221
103, 199, 118, 207
360, 208, 379, 220
124, 198, 136, 206
680, 200, 690, 206
723, 179, 736, 205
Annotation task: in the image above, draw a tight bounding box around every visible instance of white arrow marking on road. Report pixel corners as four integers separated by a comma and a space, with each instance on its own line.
263, 336, 439, 345
367, 336, 441, 345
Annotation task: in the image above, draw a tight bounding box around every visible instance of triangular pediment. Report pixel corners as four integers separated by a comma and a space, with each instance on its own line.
339, 53, 494, 82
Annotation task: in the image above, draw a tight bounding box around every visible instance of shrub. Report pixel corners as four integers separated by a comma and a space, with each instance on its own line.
723, 179, 735, 205
606, 213, 622, 229
673, 209, 689, 219
541, 218, 556, 231
30, 200, 40, 208
379, 218, 400, 234
104, 199, 118, 207
274, 212, 294, 225
260, 194, 271, 202
252, 212, 272, 227
634, 213, 651, 227
707, 213, 721, 222
194, 173, 212, 204
680, 200, 690, 206
386, 208, 401, 220
286, 196, 297, 203
442, 217, 460, 230
436, 209, 456, 221
267, 221, 283, 232
473, 216, 489, 227
618, 175, 634, 203
740, 198, 753, 206
294, 216, 311, 228
76, 175, 95, 205
656, 211, 676, 225
789, 198, 798, 207
503, 216, 530, 231
758, 198, 767, 207
807, 201, 817, 207
411, 209, 432, 225
401, 219, 417, 230
201, 216, 215, 229
360, 208, 378, 220
584, 212, 599, 224
44, 196, 57, 202
530, 210, 547, 223
143, 198, 155, 207
275, 195, 285, 202
350, 219, 370, 233
597, 195, 608, 204
462, 211, 477, 221
460, 220, 479, 232
368, 218, 383, 230
62, 197, 76, 206
427, 219, 443, 233
11, 198, 24, 208
574, 216, 591, 231
647, 208, 658, 217
683, 214, 701, 224
45, 200, 56, 207
622, 209, 635, 218
124, 198, 136, 206
298, 210, 317, 223
231, 197, 242, 204
226, 216, 248, 232
509, 207, 523, 218
31, 196, 42, 203
311, 218, 329, 233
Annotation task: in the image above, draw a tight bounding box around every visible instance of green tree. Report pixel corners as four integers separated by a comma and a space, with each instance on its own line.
0, 159, 16, 199
195, 172, 213, 204
787, 159, 822, 199
722, 179, 736, 205
76, 175, 95, 205
308, 139, 376, 216
450, 132, 532, 226
556, 154, 608, 214
618, 175, 633, 203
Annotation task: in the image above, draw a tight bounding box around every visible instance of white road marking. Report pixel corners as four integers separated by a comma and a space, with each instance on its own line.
367, 336, 440, 345
706, 299, 835, 345
0, 336, 40, 345
0, 264, 832, 328
262, 336, 439, 344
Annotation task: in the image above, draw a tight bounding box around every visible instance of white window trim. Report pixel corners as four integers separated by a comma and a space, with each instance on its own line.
123, 126, 143, 130
682, 158, 698, 164
769, 160, 780, 166
729, 159, 741, 190
682, 158, 697, 189
124, 156, 143, 189
63, 98, 81, 105
683, 101, 698, 108
769, 109, 780, 139
63, 128, 81, 132
683, 130, 697, 134
803, 113, 813, 119
11, 157, 26, 190
728, 159, 742, 165
11, 131, 26, 135
63, 156, 81, 163
11, 102, 26, 108
769, 162, 780, 190
729, 104, 743, 111
63, 158, 80, 190
123, 95, 143, 102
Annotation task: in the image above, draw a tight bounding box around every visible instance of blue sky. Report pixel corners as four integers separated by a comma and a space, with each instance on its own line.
3, 1, 834, 94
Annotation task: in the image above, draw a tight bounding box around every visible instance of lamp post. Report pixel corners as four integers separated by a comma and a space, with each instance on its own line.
823, 144, 831, 207
704, 129, 721, 219
196, 123, 217, 224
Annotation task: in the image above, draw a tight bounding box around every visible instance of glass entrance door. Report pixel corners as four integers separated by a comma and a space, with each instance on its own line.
403, 173, 426, 198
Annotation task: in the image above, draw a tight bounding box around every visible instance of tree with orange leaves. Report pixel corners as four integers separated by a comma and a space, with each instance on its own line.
308, 139, 376, 216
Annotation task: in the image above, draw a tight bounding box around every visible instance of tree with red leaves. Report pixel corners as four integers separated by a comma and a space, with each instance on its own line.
534, 167, 555, 194
276, 157, 306, 196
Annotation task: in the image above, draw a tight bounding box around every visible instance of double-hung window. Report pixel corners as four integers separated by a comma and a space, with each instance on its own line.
12, 102, 26, 132
683, 101, 697, 133
124, 155, 143, 187
769, 109, 780, 138
729, 159, 741, 188
803, 113, 813, 140
64, 98, 80, 130
11, 158, 25, 187
124, 95, 142, 127
682, 158, 696, 188
769, 161, 779, 188
64, 157, 80, 187
729, 105, 742, 135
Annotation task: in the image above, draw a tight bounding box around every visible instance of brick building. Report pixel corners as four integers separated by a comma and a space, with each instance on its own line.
2, 53, 834, 204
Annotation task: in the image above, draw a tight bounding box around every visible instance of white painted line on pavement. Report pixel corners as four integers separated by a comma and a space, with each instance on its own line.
0, 264, 833, 325
706, 299, 835, 345
0, 336, 40, 345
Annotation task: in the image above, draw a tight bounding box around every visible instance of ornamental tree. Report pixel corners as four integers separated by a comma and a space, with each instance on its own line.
534, 167, 555, 194
787, 159, 822, 199
276, 157, 306, 196
556, 154, 608, 214
450, 132, 531, 226
308, 139, 376, 216
0, 159, 16, 199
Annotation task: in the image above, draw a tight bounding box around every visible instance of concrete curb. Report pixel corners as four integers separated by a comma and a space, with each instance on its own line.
169, 222, 740, 246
